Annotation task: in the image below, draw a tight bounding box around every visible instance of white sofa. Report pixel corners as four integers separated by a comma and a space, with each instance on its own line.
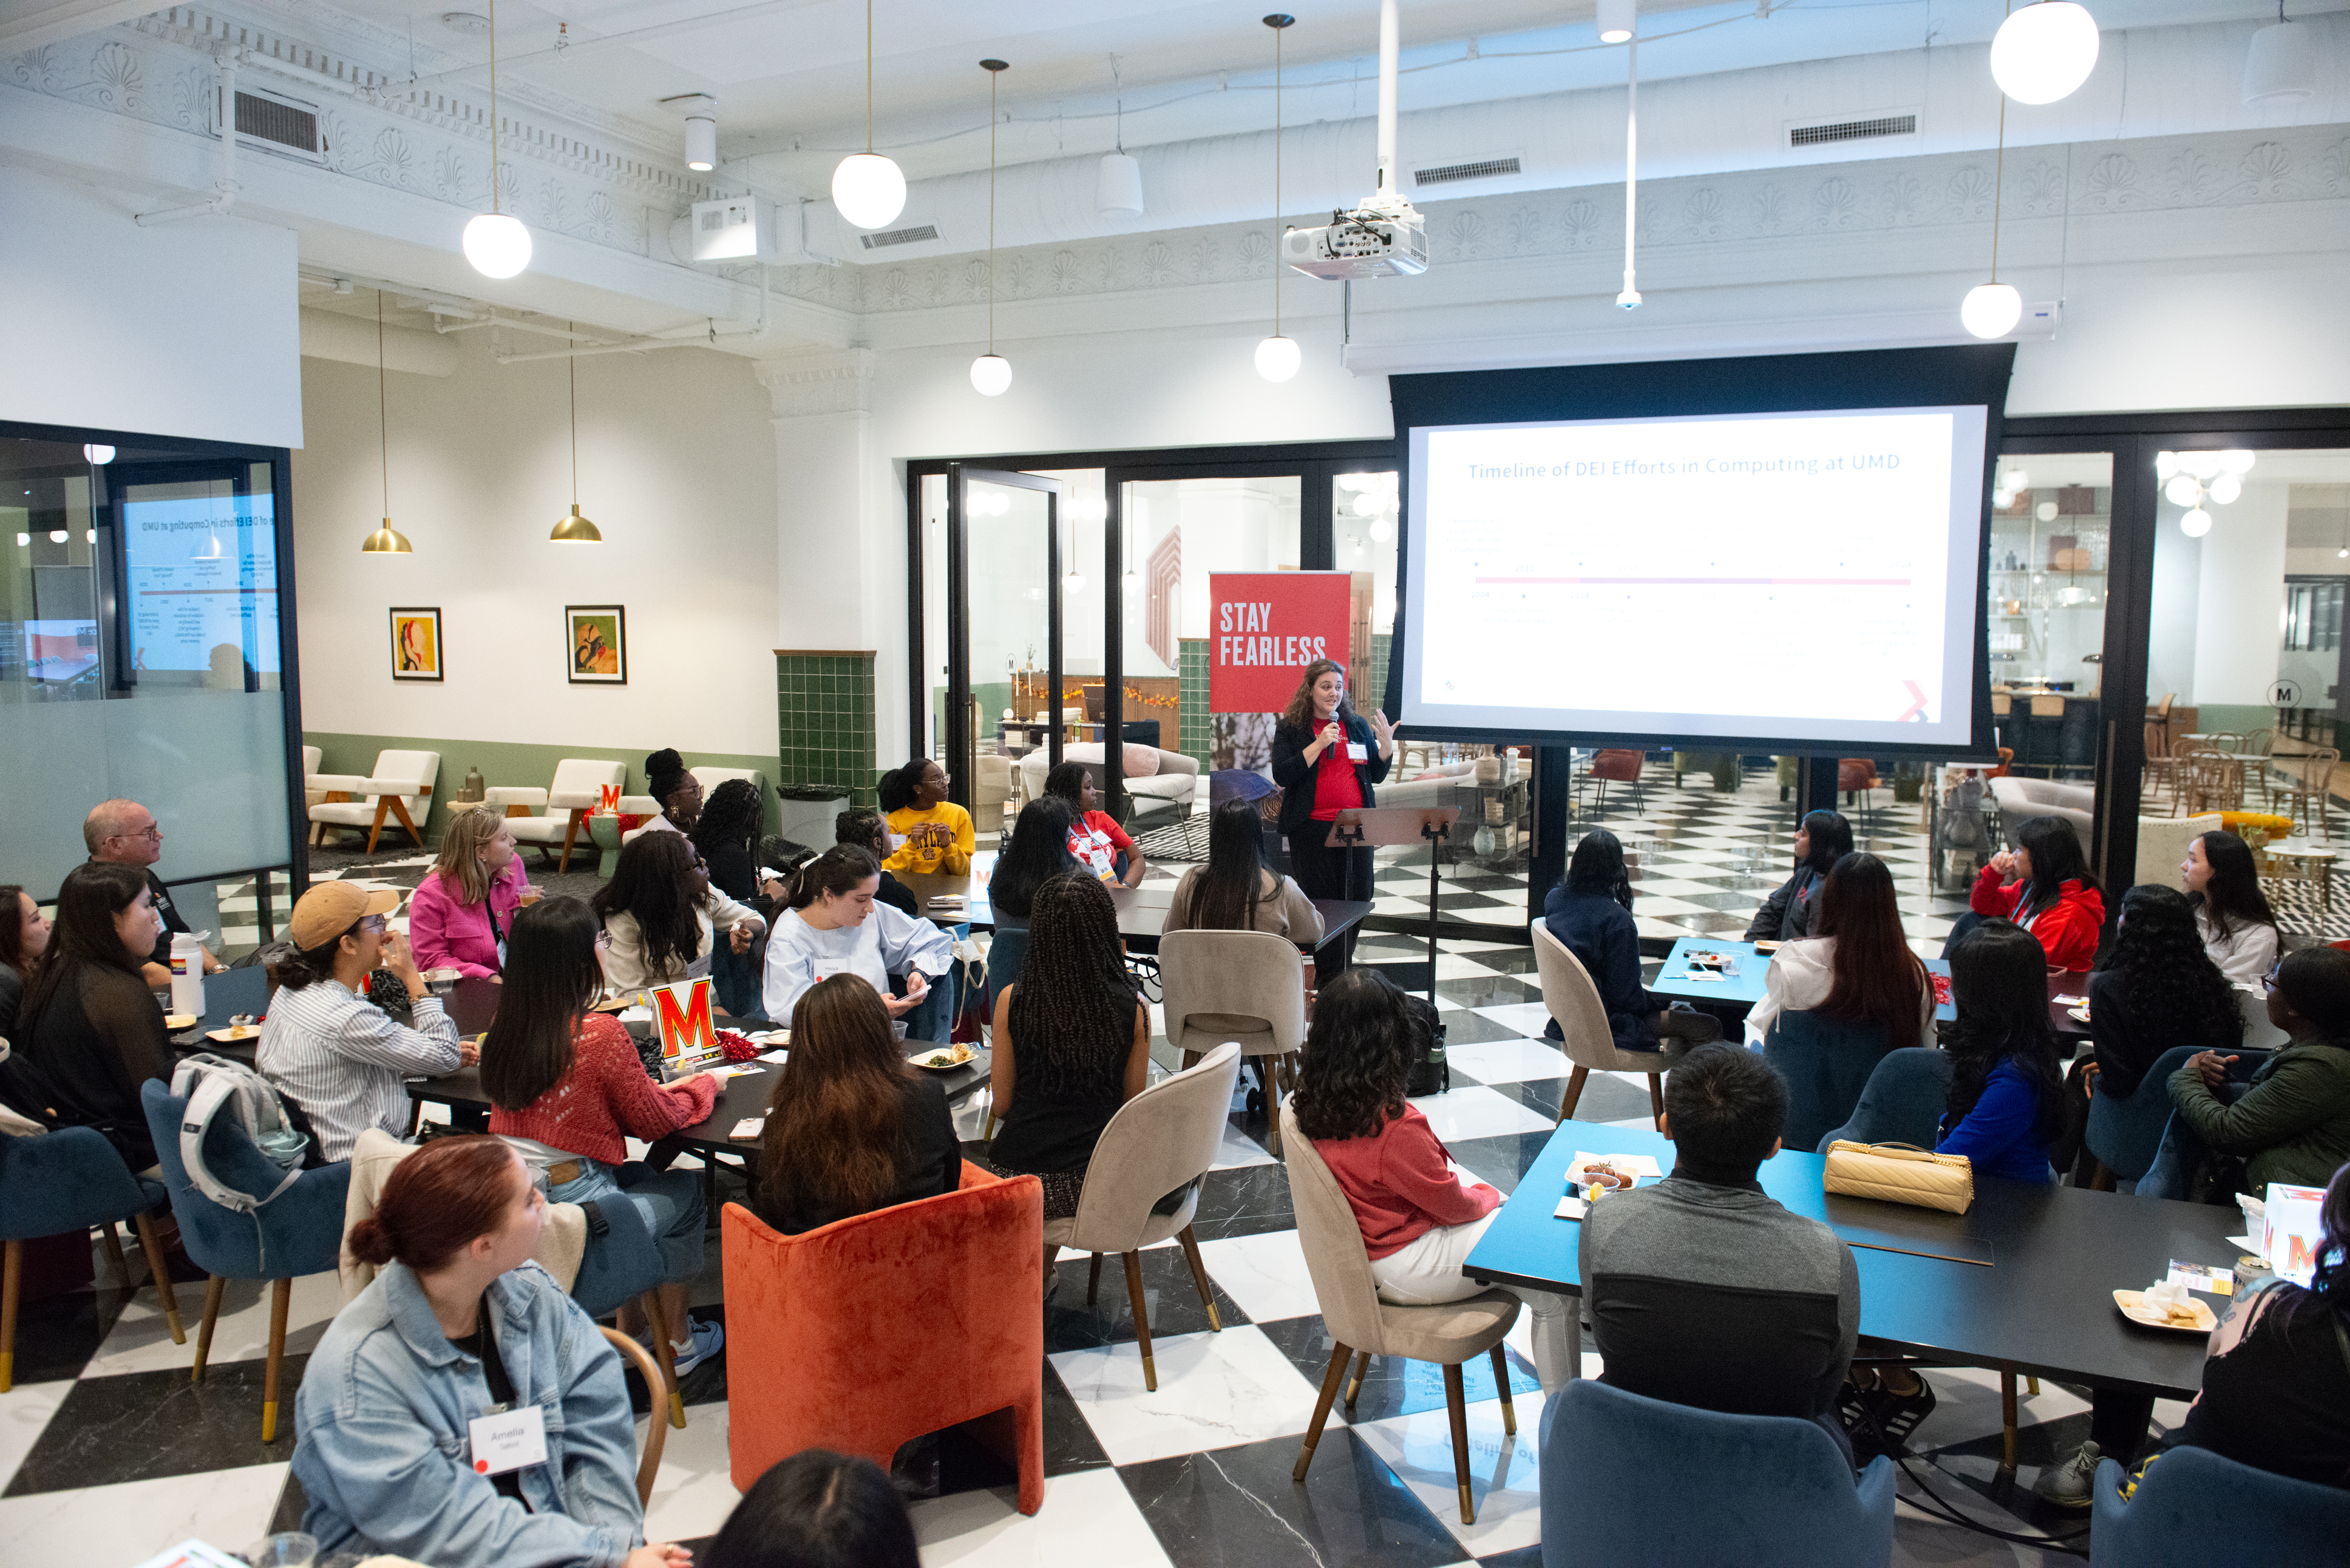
1374, 758, 1485, 844
1017, 742, 1199, 823
488, 758, 625, 872
2135, 812, 2221, 893
308, 750, 441, 853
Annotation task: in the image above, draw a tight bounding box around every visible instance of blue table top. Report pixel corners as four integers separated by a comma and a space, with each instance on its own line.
1649, 938, 1955, 1022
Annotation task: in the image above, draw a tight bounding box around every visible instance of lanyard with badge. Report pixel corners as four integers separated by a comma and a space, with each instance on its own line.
469, 1400, 549, 1477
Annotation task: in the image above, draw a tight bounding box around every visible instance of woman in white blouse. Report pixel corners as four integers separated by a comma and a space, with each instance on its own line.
761, 844, 954, 1027
591, 830, 765, 992
2182, 830, 2281, 987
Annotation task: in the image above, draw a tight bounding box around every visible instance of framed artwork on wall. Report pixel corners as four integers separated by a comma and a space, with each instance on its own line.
566, 604, 627, 684
389, 607, 443, 682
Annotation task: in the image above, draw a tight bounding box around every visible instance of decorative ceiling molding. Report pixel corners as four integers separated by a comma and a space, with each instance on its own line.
755, 348, 876, 419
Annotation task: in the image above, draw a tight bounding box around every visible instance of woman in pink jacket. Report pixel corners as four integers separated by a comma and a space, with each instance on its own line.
408, 809, 532, 979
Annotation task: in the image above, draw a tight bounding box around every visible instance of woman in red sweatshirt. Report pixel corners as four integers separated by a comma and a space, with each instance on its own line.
1969, 815, 2106, 972
482, 895, 725, 1374
1294, 969, 1574, 1392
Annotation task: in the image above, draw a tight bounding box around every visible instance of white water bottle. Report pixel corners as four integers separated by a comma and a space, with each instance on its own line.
169, 931, 206, 1019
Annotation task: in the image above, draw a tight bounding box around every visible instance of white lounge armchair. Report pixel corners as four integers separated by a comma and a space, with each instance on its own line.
302, 746, 324, 810
307, 750, 440, 854
689, 765, 768, 800
489, 758, 625, 872
1016, 742, 1198, 824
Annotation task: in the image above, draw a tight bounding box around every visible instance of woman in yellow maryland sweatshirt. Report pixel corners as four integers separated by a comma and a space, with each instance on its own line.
879, 756, 976, 875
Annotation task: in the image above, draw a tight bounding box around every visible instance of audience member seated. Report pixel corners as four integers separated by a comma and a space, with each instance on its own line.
293, 1135, 688, 1568
1963, 815, 2105, 972
2038, 1158, 2350, 1505
259, 884, 469, 1163
2182, 830, 2281, 987
1162, 798, 1324, 943
701, 1448, 919, 1568
1581, 1042, 1861, 1460
980, 873, 1150, 1224
84, 796, 221, 985
1295, 968, 1575, 1391
2160, 946, 2350, 1197
1542, 829, 1721, 1053
1745, 851, 1932, 1052
692, 778, 775, 1019
877, 756, 974, 876
762, 846, 953, 1027
0, 881, 51, 1039
832, 807, 918, 917
637, 748, 702, 837
1742, 809, 1852, 943
1044, 760, 1146, 888
1935, 920, 2066, 1185
593, 832, 767, 994
483, 896, 725, 1373
750, 974, 957, 1235
407, 807, 532, 980
0, 862, 174, 1169
988, 799, 1082, 931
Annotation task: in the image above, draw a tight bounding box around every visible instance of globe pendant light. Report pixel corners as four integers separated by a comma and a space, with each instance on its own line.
1614, 0, 1643, 308
1096, 55, 1144, 216
970, 59, 1013, 397
1960, 93, 2022, 339
1255, 15, 1299, 383
832, 0, 906, 229
1989, 1, 2100, 106
361, 292, 413, 555
2244, 5, 2317, 104
551, 325, 603, 541
462, 0, 531, 278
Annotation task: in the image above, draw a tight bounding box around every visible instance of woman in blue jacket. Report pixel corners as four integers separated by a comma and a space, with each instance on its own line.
1269, 658, 1394, 971
1936, 919, 2066, 1183
1542, 829, 1720, 1053
293, 1135, 688, 1568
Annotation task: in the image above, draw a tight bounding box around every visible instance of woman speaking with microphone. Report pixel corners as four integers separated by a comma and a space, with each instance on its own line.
1271, 658, 1394, 974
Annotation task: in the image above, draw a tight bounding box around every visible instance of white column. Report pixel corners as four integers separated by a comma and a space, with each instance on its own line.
2190, 479, 2289, 708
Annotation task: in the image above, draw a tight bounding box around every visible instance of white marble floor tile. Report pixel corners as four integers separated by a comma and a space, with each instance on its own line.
1351, 1389, 1549, 1557
1193, 1232, 1319, 1325
1445, 1037, 1573, 1084
1407, 1085, 1555, 1142
1466, 1001, 1555, 1039
86, 1271, 344, 1379
909, 1466, 1172, 1567
0, 1379, 70, 1490
0, 1462, 290, 1567
1050, 1324, 1330, 1467
1455, 906, 1532, 925
639, 1401, 740, 1544
1433, 952, 1515, 980
1208, 1124, 1277, 1170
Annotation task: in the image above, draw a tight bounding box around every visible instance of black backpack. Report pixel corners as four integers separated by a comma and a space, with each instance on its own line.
1402, 991, 1450, 1096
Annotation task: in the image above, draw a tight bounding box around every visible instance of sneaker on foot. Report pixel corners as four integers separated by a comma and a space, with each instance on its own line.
667, 1315, 725, 1376
1859, 1371, 1937, 1457
2034, 1440, 2102, 1507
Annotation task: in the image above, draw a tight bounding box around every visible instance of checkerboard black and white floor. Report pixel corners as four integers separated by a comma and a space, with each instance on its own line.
35, 758, 2338, 1566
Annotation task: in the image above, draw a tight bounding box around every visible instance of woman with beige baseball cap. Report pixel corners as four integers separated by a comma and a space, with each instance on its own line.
257, 882, 474, 1162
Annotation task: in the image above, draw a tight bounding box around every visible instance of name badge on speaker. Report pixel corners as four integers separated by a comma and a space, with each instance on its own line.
1346, 742, 1368, 762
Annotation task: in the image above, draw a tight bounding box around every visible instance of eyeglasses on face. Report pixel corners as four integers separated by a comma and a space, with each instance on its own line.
360, 914, 390, 934
113, 825, 163, 841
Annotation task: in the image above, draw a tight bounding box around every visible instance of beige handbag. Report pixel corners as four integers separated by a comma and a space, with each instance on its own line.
1821, 1141, 1974, 1214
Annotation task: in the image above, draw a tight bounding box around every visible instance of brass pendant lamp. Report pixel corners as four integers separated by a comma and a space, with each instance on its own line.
550, 324, 602, 541
361, 290, 412, 554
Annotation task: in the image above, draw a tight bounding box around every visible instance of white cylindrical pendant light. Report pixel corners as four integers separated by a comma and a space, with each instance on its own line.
2244, 20, 2317, 104
1254, 334, 1302, 382
970, 355, 1013, 396
1961, 282, 2022, 339
1597, 0, 1637, 44
1989, 1, 2101, 104
463, 212, 532, 278
684, 109, 716, 172
1096, 152, 1144, 216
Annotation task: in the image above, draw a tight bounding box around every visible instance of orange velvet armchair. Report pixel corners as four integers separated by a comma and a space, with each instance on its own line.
722, 1161, 1047, 1515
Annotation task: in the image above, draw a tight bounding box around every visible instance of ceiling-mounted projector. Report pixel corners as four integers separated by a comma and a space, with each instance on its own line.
1285, 0, 1426, 282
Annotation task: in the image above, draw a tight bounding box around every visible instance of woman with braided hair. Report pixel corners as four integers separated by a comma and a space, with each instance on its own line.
983, 872, 1150, 1229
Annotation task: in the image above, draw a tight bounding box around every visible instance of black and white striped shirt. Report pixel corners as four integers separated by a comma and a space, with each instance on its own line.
256, 979, 460, 1161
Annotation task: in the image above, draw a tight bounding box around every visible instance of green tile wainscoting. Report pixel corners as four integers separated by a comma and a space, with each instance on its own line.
304, 734, 785, 845
1178, 639, 1211, 770
776, 650, 878, 809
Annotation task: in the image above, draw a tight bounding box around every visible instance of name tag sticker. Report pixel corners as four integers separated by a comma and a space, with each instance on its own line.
1347, 742, 1368, 762
468, 1403, 548, 1475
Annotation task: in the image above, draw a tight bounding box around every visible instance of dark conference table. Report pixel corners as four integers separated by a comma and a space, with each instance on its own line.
1464, 1122, 2243, 1456
1646, 937, 2092, 1040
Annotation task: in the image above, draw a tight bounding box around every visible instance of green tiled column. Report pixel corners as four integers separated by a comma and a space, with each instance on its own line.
775, 651, 878, 807
1178, 639, 1211, 770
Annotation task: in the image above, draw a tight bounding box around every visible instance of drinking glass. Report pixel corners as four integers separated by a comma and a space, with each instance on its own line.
245, 1534, 317, 1568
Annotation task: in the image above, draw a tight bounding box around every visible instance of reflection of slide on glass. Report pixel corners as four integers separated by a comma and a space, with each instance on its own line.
1401, 406, 1986, 748
122, 492, 280, 682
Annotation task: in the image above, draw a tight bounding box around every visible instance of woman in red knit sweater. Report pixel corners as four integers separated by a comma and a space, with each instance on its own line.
1967, 815, 2106, 972
1294, 969, 1575, 1392
483, 896, 725, 1373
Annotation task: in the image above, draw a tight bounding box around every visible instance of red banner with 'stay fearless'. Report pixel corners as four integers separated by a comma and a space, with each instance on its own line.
1209, 572, 1354, 713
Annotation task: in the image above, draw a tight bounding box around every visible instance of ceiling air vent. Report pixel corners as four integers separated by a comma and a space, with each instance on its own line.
1787, 113, 1917, 149
1413, 157, 1521, 188
859, 225, 940, 249
229, 84, 327, 164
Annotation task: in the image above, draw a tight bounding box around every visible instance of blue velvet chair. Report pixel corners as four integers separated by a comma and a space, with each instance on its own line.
141, 1081, 351, 1441
986, 926, 1028, 1013
0, 1126, 185, 1391
2084, 1045, 2210, 1183
1541, 1379, 1895, 1567
2090, 1446, 2350, 1567
1763, 1010, 1893, 1155
1818, 1047, 1953, 1153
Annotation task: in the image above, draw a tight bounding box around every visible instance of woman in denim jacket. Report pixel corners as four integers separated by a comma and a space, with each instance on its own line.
293, 1135, 690, 1568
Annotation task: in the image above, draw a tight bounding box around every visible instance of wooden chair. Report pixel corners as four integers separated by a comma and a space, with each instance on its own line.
307, 749, 440, 853
489, 758, 626, 872
597, 1327, 670, 1506
2178, 747, 2244, 815
2142, 720, 2181, 815
2270, 747, 2340, 844
1530, 921, 1693, 1127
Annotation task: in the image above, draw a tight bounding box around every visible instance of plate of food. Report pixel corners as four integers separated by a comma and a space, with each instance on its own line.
2113, 1289, 2218, 1333
2068, 1005, 2093, 1023
206, 1023, 259, 1044
165, 1013, 199, 1032
911, 1044, 977, 1071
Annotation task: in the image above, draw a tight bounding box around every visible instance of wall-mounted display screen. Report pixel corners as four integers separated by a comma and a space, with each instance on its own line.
120, 482, 280, 682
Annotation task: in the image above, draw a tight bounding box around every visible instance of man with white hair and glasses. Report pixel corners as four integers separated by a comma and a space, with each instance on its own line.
84, 797, 222, 986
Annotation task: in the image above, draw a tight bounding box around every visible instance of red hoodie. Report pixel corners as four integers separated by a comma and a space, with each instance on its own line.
1969, 865, 2105, 971
1311, 1105, 1500, 1260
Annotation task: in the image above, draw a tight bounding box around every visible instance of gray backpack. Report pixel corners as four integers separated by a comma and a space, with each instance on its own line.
169, 1053, 310, 1212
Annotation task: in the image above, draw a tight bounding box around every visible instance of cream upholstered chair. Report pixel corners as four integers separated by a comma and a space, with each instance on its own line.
307, 750, 440, 853
1282, 1103, 1520, 1525
301, 746, 324, 810
973, 753, 1015, 837
617, 796, 665, 846
1160, 929, 1308, 1155
1046, 1043, 1241, 1391
490, 758, 624, 872
690, 765, 767, 799
1530, 920, 1691, 1128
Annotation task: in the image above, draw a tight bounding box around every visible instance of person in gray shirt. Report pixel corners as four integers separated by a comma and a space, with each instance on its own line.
1580, 1042, 1863, 1465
